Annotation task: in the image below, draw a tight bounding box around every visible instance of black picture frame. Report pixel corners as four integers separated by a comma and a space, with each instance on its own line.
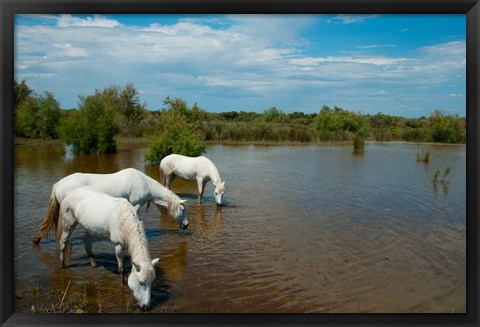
1, 1, 479, 326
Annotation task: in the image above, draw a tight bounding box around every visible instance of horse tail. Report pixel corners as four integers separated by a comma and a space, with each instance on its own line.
32, 184, 60, 244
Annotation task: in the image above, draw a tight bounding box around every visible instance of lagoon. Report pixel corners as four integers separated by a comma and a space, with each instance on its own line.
14, 142, 466, 313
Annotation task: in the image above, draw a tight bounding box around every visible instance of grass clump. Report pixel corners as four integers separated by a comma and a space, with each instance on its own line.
433, 166, 451, 184
352, 134, 365, 154
416, 146, 431, 163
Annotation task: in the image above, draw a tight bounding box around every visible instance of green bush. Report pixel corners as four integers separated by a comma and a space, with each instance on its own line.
12, 79, 468, 146
15, 97, 38, 138
14, 80, 33, 110
353, 134, 365, 154
144, 113, 205, 165
263, 107, 287, 123
428, 110, 466, 143
58, 95, 117, 154
15, 91, 61, 139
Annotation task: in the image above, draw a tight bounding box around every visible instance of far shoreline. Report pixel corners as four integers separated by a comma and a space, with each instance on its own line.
14, 137, 465, 148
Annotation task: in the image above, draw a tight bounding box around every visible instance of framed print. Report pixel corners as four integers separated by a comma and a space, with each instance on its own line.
1, 0, 479, 326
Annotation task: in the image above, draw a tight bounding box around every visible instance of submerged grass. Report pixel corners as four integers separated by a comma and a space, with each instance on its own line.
416, 146, 431, 163
353, 135, 365, 155
433, 166, 451, 184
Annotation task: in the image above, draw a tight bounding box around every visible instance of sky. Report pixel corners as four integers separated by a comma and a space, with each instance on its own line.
14, 14, 466, 117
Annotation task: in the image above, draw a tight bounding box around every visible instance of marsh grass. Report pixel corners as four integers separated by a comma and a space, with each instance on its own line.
15, 277, 104, 313
416, 146, 431, 163
59, 280, 71, 309
433, 166, 451, 184
353, 135, 365, 154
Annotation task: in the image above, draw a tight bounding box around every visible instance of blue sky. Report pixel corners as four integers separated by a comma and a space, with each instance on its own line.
14, 14, 466, 117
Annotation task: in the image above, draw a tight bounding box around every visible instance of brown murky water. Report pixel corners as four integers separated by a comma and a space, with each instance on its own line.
14, 142, 466, 313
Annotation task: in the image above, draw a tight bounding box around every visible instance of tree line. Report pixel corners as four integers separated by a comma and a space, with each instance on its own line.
14, 81, 467, 160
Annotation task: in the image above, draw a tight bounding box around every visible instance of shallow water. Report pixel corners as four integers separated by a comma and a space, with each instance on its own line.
14, 142, 466, 313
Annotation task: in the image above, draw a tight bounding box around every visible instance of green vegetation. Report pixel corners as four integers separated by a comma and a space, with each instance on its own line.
14, 89, 61, 139
58, 89, 119, 154
353, 134, 365, 155
433, 166, 451, 184
14, 80, 467, 155
416, 147, 431, 163
144, 97, 205, 165
14, 80, 33, 109
428, 110, 465, 143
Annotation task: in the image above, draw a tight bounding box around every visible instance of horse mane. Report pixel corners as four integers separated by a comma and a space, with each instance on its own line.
166, 191, 183, 218
205, 157, 224, 191
118, 201, 151, 267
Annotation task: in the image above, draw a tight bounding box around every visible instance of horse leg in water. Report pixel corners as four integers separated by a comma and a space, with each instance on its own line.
197, 178, 207, 204
115, 244, 127, 284
84, 232, 97, 268
58, 221, 78, 269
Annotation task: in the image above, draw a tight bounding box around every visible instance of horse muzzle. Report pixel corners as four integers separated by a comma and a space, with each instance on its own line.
180, 222, 189, 229
141, 304, 151, 312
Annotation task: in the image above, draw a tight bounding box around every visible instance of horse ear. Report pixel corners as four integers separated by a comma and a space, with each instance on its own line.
222, 181, 225, 187
180, 199, 187, 204
152, 258, 159, 266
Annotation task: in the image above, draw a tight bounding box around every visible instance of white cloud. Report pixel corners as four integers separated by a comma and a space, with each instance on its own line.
328, 14, 380, 24
57, 14, 120, 28
355, 44, 396, 49
289, 55, 411, 67
14, 15, 465, 115
52, 43, 88, 58
228, 15, 315, 47
420, 41, 465, 60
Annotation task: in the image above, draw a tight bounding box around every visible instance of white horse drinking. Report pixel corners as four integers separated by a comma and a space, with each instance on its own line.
57, 186, 158, 311
160, 154, 225, 206
33, 168, 188, 244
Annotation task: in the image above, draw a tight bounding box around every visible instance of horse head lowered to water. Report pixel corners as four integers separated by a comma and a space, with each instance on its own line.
160, 154, 225, 206
33, 168, 188, 244
57, 186, 158, 310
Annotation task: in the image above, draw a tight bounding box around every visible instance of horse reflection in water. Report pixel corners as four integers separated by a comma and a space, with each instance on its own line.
194, 206, 225, 242
31, 237, 187, 313
57, 187, 159, 311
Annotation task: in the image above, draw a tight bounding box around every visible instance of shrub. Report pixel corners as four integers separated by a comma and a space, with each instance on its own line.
15, 97, 38, 138
58, 95, 117, 154
428, 110, 465, 143
15, 91, 61, 139
14, 80, 33, 110
353, 134, 365, 154
263, 107, 287, 123
144, 113, 205, 165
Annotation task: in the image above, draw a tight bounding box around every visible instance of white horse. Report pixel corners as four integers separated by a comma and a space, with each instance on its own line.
160, 154, 225, 206
33, 168, 188, 244
58, 186, 159, 311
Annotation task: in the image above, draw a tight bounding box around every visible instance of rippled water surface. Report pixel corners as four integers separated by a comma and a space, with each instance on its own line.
14, 142, 466, 313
